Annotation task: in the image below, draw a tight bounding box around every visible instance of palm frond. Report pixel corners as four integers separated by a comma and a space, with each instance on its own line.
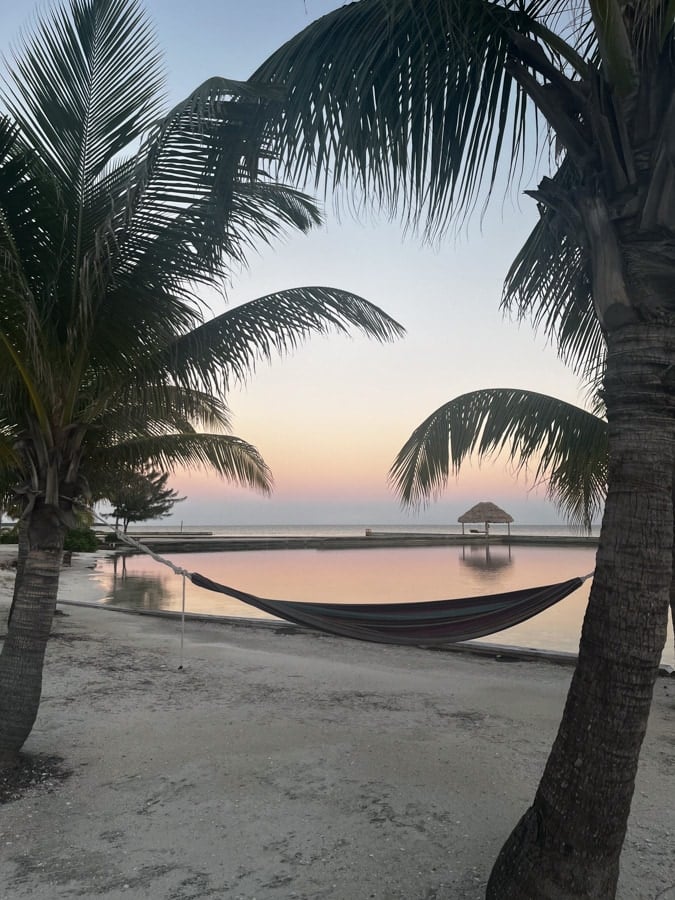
0, 118, 47, 301
158, 286, 405, 393
548, 450, 607, 530
502, 159, 606, 380
0, 117, 62, 390
3, 0, 164, 192
85, 385, 232, 436
588, 0, 637, 93
77, 80, 327, 381
253, 0, 552, 235
85, 433, 273, 495
390, 387, 607, 529
108, 77, 312, 284
1, 0, 166, 408
502, 219, 606, 380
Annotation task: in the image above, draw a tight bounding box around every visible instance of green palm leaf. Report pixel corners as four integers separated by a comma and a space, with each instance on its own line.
0, 118, 61, 397
0, 118, 49, 301
86, 385, 232, 436
72, 83, 330, 387
86, 433, 272, 495
106, 77, 316, 290
3, 0, 164, 192
254, 0, 567, 235
160, 286, 405, 393
390, 387, 608, 529
502, 175, 606, 380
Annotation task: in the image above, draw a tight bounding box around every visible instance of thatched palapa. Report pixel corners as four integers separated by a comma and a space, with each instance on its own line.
458, 501, 514, 536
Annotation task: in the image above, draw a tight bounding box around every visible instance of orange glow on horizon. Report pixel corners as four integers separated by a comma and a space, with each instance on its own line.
170, 452, 548, 511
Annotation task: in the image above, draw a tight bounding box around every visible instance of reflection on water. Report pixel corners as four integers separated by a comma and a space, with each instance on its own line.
460, 543, 512, 574
102, 553, 203, 616
108, 555, 169, 612
90, 544, 675, 665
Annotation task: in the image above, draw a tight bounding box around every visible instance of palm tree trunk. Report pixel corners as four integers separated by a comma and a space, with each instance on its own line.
487, 322, 674, 899
6, 515, 30, 628
0, 504, 66, 767
671, 479, 675, 656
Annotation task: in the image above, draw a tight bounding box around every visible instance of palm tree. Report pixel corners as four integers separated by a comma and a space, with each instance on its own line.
0, 0, 404, 766
254, 2, 675, 895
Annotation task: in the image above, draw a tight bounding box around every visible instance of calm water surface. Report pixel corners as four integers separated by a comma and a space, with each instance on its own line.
89, 541, 675, 666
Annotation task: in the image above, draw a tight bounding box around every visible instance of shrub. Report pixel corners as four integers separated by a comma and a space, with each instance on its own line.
64, 527, 99, 552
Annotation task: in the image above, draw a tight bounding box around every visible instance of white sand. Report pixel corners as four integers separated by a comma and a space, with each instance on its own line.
0, 548, 673, 899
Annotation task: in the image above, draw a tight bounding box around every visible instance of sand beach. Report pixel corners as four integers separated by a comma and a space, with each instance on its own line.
0, 549, 673, 899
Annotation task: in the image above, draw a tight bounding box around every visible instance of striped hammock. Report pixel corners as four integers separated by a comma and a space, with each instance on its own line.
190, 572, 590, 647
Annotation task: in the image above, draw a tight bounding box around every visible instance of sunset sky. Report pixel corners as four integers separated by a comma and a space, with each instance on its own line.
4, 1, 594, 527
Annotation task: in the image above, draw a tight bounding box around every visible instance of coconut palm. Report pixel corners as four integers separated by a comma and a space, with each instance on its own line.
0, 0, 404, 766
254, 1, 675, 895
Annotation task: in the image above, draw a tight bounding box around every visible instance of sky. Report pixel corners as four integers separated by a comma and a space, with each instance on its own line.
2, 0, 594, 527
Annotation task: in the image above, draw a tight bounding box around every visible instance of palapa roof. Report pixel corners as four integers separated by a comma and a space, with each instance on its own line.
458, 501, 514, 524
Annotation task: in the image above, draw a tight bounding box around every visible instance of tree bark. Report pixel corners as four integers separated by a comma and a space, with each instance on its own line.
671, 478, 675, 656
487, 322, 674, 899
0, 504, 66, 767
6, 515, 30, 629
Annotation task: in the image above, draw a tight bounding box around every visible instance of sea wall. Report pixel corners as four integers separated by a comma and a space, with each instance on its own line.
101, 531, 599, 554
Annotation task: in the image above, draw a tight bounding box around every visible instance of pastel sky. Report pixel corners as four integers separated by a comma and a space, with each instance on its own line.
4, 1, 594, 526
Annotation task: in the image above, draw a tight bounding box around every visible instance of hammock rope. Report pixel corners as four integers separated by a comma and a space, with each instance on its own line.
88, 510, 593, 649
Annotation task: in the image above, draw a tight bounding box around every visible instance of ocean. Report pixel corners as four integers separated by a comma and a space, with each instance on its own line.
87, 524, 675, 667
